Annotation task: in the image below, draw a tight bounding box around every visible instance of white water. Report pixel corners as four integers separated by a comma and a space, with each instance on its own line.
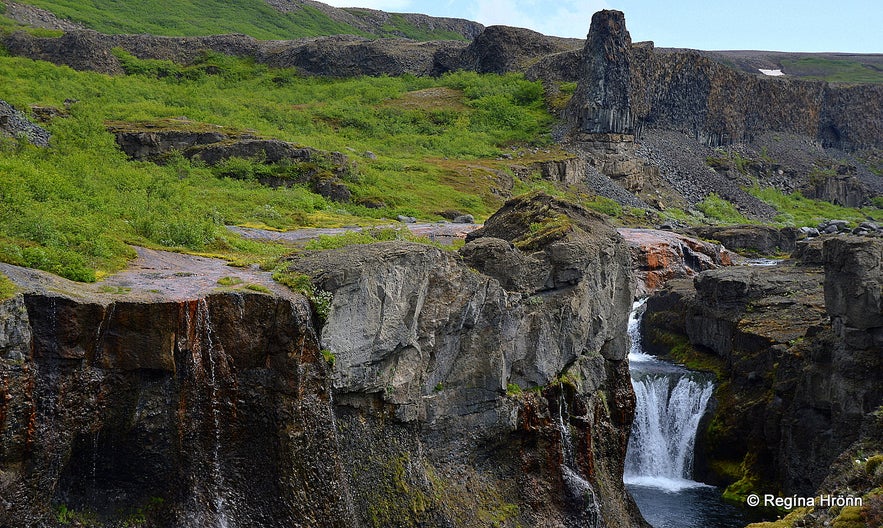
624, 300, 714, 493
555, 389, 602, 527
195, 300, 230, 528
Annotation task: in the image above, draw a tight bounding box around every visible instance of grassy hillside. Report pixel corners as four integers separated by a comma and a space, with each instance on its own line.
8, 0, 469, 40
0, 50, 566, 281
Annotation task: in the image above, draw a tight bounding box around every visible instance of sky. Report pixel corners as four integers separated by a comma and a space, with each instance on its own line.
321, 0, 883, 53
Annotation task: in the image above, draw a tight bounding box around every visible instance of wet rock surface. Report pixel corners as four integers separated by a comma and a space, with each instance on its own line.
0, 259, 350, 527
618, 228, 736, 295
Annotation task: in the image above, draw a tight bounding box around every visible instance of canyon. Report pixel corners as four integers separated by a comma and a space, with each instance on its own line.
0, 3, 881, 527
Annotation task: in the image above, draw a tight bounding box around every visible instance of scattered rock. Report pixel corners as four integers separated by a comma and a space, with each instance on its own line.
452, 214, 474, 224
0, 100, 51, 146
396, 215, 416, 223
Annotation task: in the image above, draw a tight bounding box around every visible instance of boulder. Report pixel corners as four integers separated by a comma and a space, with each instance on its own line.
683, 224, 798, 255
618, 228, 736, 294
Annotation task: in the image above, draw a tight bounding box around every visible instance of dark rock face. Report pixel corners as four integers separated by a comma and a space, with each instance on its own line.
450, 25, 581, 74
0, 289, 356, 527
286, 193, 647, 527
682, 225, 798, 255
823, 237, 883, 346
562, 10, 882, 154
642, 238, 883, 498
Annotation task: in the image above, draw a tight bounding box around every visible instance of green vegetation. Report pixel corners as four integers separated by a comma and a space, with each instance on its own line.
17, 0, 363, 39
303, 227, 457, 251
320, 348, 335, 366
272, 270, 333, 321
781, 57, 883, 84
55, 504, 98, 526
244, 283, 271, 293
696, 193, 754, 225
0, 272, 16, 300
0, 49, 558, 281
216, 276, 243, 287
749, 186, 883, 227
11, 0, 469, 41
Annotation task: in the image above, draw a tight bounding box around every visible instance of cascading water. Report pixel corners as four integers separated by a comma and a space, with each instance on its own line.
555, 392, 602, 527
185, 299, 231, 528
624, 299, 757, 528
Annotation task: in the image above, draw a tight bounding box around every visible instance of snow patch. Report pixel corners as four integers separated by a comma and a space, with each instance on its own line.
759, 68, 785, 76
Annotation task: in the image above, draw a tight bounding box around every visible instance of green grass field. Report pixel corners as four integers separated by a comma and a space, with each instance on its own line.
0, 50, 561, 281
780, 57, 883, 84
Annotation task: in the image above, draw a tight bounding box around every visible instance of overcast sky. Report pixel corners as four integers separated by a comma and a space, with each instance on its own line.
321, 0, 882, 53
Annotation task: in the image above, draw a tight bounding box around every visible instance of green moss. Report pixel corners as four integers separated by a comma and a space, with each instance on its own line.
832, 505, 864, 528
216, 276, 243, 286
0, 272, 16, 300
506, 382, 523, 396
514, 212, 572, 251
648, 329, 727, 379
365, 454, 432, 528
244, 283, 271, 293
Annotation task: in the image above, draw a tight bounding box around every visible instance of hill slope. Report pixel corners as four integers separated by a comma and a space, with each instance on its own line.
2, 0, 483, 40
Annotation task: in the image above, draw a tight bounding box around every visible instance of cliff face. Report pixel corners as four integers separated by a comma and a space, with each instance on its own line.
0, 285, 352, 527
285, 193, 645, 527
565, 10, 883, 151
642, 237, 882, 503
0, 193, 647, 527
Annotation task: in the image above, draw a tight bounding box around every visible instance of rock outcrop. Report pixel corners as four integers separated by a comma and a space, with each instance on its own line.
107, 121, 356, 202
618, 228, 736, 295
682, 225, 799, 255
285, 192, 647, 527
0, 271, 350, 527
641, 237, 883, 502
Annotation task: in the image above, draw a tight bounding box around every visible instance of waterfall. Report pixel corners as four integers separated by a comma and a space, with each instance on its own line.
624, 300, 714, 492
555, 391, 602, 527
185, 299, 230, 528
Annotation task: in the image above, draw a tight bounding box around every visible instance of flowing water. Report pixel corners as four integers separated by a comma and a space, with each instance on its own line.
624, 300, 759, 528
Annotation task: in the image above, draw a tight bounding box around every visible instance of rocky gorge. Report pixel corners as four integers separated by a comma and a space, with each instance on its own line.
0, 3, 881, 527
0, 193, 652, 527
